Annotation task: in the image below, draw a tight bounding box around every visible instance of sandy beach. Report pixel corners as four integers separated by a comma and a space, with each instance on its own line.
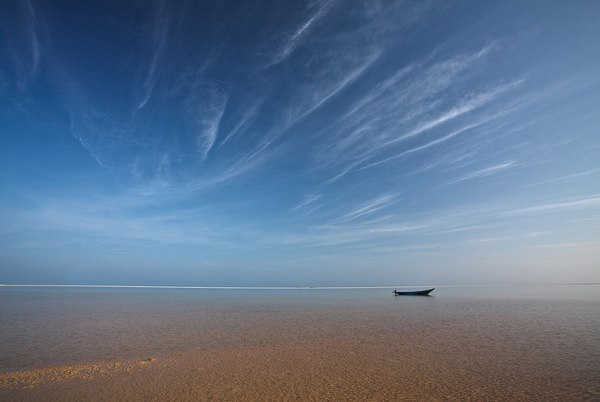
1, 287, 599, 401
1, 333, 599, 401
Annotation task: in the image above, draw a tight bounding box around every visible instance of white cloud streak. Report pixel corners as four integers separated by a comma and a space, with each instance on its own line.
138, 0, 171, 109
380, 79, 525, 150
265, 0, 337, 68
197, 89, 230, 160
359, 119, 490, 170
293, 51, 380, 124
293, 194, 323, 211
24, 0, 40, 81
330, 195, 396, 224
216, 98, 265, 151
506, 195, 600, 215
445, 160, 518, 185
309, 45, 527, 184
524, 168, 600, 187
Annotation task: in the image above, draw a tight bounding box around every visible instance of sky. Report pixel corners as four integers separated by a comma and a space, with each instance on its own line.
0, 0, 599, 286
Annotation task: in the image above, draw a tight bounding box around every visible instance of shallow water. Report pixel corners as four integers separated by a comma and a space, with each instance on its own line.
1, 285, 599, 400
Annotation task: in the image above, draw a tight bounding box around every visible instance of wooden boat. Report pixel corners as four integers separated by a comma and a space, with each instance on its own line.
393, 288, 434, 296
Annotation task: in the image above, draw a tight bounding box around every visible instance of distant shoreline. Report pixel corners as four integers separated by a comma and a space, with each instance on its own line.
1, 283, 598, 289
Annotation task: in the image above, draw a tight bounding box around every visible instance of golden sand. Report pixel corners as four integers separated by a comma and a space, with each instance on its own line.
1, 335, 599, 401
0, 358, 156, 390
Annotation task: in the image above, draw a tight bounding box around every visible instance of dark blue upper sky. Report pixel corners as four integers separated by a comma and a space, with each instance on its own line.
1, 0, 599, 285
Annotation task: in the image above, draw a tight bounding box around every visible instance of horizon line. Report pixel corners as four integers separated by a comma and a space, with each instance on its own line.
0, 283, 598, 290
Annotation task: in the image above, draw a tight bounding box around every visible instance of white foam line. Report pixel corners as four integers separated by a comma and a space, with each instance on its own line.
0, 284, 436, 290
0, 283, 597, 289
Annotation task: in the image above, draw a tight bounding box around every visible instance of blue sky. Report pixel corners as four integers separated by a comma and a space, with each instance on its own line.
1, 0, 599, 285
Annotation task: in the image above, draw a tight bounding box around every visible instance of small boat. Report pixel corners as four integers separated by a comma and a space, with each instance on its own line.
393, 288, 434, 296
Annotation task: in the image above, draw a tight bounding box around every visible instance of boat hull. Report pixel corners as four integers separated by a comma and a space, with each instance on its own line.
393, 288, 434, 296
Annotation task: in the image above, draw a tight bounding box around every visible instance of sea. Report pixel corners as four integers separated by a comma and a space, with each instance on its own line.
1, 284, 599, 400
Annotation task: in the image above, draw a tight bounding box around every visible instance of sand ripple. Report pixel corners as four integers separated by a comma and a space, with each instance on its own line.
0, 358, 155, 390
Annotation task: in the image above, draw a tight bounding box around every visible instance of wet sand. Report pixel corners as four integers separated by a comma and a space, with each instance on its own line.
2, 319, 599, 400
1, 287, 599, 400
1, 338, 599, 401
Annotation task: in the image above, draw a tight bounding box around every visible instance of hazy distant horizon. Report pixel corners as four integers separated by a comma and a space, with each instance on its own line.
1, 1, 599, 285
2, 282, 600, 290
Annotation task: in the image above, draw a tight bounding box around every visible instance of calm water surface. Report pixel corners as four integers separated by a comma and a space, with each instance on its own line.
1, 285, 599, 373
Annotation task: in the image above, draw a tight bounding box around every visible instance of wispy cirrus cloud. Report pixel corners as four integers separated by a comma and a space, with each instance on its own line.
358, 114, 501, 171
280, 208, 501, 249
246, 1, 438, 166
137, 0, 172, 110
195, 87, 230, 160
527, 241, 600, 249
264, 0, 337, 68
505, 194, 600, 215
308, 44, 524, 182
293, 194, 323, 212
330, 194, 396, 224
291, 51, 381, 125
22, 199, 222, 247
379, 79, 525, 150
216, 98, 266, 151
67, 106, 127, 169
523, 168, 600, 187
0, 0, 43, 92
23, 0, 40, 82
445, 160, 518, 185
